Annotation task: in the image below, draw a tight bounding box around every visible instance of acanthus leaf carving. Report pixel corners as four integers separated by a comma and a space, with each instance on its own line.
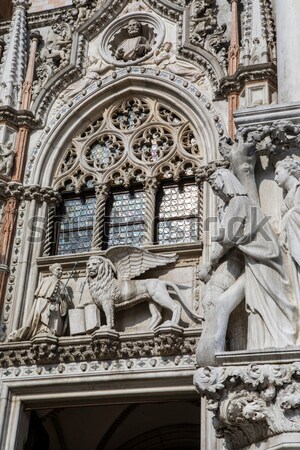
194, 363, 300, 450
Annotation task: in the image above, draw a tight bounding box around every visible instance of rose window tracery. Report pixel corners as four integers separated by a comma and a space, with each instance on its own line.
111, 98, 150, 131
84, 133, 124, 170
180, 126, 201, 156
132, 125, 174, 164
158, 106, 183, 125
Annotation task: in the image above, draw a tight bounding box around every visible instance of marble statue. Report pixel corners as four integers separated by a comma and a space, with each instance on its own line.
219, 130, 262, 203
275, 157, 300, 314
0, 141, 14, 177
115, 19, 151, 62
86, 246, 202, 330
196, 169, 296, 365
154, 42, 204, 83
61, 56, 115, 102
8, 264, 70, 341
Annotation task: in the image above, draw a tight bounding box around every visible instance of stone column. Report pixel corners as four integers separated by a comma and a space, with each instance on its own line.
91, 184, 110, 250
142, 177, 158, 245
21, 30, 41, 110
275, 0, 300, 103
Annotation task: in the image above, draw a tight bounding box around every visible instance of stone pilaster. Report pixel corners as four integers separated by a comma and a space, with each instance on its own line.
275, 0, 300, 103
0, 0, 30, 109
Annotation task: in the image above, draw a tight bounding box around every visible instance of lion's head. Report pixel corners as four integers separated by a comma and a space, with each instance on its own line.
86, 256, 116, 282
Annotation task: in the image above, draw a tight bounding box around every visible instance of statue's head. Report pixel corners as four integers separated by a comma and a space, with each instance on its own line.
127, 19, 141, 37
86, 256, 116, 279
86, 256, 102, 278
163, 42, 172, 52
49, 263, 63, 279
275, 157, 300, 187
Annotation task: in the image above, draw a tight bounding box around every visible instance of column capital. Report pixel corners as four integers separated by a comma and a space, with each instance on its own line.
195, 362, 300, 450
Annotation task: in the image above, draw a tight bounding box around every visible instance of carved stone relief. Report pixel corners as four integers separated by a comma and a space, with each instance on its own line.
84, 247, 202, 332
0, 141, 15, 178
153, 42, 205, 84
32, 23, 72, 99
59, 56, 115, 104
189, 0, 228, 72
8, 264, 71, 341
99, 14, 165, 67
194, 363, 300, 450
274, 156, 300, 341
196, 168, 297, 365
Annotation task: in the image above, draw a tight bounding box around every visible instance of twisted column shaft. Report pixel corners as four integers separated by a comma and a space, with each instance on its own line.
92, 184, 110, 250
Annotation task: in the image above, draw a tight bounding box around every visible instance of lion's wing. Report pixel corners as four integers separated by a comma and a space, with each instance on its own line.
105, 246, 178, 280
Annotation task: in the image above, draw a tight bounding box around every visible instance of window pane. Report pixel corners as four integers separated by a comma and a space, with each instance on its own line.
104, 191, 145, 248
57, 196, 96, 255
156, 184, 199, 244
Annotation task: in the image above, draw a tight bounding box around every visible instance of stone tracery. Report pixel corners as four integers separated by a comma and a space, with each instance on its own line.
54, 96, 203, 192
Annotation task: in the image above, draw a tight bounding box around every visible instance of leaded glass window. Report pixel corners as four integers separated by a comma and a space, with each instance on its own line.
55, 195, 96, 255
104, 189, 145, 248
155, 182, 200, 245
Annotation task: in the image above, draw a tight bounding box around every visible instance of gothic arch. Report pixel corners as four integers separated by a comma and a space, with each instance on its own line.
28, 72, 225, 187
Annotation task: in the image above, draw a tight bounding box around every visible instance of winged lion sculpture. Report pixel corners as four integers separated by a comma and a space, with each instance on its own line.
86, 246, 201, 330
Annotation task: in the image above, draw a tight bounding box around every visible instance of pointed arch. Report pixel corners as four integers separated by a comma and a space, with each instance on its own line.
27, 72, 225, 187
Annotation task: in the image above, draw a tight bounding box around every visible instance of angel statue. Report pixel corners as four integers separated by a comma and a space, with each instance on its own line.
86, 246, 201, 330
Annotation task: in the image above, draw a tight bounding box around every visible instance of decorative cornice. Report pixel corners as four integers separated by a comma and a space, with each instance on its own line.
0, 183, 60, 203
218, 62, 277, 98
194, 362, 300, 450
0, 106, 41, 129
0, 329, 198, 366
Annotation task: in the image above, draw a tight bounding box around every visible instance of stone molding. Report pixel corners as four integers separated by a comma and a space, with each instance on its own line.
0, 328, 198, 366
0, 106, 41, 129
194, 362, 300, 450
219, 62, 277, 97
0, 353, 196, 379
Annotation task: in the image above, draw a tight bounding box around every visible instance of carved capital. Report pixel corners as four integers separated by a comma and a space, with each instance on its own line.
95, 183, 110, 197
194, 363, 300, 449
30, 30, 42, 43
12, 0, 31, 9
22, 185, 61, 204
195, 160, 229, 184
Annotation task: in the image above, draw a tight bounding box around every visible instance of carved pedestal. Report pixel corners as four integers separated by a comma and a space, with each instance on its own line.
194, 362, 300, 450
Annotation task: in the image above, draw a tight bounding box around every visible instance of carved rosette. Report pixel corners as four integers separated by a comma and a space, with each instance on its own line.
194, 363, 300, 450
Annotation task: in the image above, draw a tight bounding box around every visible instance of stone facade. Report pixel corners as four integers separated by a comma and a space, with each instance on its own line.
0, 0, 300, 449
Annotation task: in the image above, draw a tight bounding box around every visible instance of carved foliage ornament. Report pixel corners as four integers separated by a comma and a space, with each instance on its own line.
190, 0, 228, 71
194, 363, 300, 450
54, 96, 202, 192
32, 22, 72, 99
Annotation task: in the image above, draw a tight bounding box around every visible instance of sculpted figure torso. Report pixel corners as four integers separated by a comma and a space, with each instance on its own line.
275, 157, 300, 339
197, 169, 296, 365
115, 20, 150, 62
8, 264, 70, 341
